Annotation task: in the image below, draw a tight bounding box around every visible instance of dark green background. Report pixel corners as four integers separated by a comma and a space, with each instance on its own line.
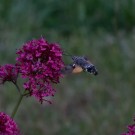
0, 0, 135, 135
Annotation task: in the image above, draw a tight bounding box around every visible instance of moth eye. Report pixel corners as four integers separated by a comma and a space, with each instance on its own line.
72, 64, 76, 68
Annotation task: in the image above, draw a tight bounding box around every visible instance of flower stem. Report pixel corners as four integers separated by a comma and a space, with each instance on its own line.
13, 81, 21, 94
11, 94, 23, 118
11, 83, 24, 118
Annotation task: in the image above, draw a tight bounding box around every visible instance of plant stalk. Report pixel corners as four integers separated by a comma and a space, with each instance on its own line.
11, 83, 24, 118
11, 94, 24, 118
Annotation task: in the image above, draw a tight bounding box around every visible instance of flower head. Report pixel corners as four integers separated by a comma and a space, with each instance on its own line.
122, 118, 135, 135
0, 112, 20, 135
0, 64, 18, 84
16, 37, 64, 103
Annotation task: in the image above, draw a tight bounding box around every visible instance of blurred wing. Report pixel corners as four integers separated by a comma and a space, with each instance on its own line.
61, 64, 83, 75
72, 65, 83, 73
83, 56, 91, 64
61, 64, 75, 75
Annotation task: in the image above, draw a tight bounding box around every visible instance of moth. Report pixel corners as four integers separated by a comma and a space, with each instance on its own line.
61, 56, 98, 75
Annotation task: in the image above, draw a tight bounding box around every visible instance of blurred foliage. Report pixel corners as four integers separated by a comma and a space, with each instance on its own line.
0, 0, 135, 36
0, 0, 135, 135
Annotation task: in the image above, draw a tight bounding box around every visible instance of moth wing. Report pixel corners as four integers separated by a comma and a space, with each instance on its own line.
61, 64, 75, 75
83, 56, 92, 64
61, 64, 83, 75
86, 60, 91, 64
72, 65, 83, 73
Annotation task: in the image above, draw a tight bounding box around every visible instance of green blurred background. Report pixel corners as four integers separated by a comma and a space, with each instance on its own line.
0, 0, 135, 135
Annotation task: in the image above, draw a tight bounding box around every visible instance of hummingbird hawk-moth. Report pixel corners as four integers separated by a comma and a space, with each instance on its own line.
61, 56, 98, 75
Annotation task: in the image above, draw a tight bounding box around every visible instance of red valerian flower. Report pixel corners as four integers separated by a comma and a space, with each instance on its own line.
0, 112, 20, 135
122, 118, 135, 135
0, 64, 18, 84
16, 37, 64, 103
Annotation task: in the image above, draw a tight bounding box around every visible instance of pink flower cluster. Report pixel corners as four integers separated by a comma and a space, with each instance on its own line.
0, 112, 20, 135
0, 64, 18, 84
0, 37, 64, 103
16, 38, 64, 103
122, 118, 135, 135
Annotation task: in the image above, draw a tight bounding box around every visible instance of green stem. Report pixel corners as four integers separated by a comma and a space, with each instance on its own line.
12, 81, 21, 94
11, 83, 25, 118
11, 94, 24, 118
